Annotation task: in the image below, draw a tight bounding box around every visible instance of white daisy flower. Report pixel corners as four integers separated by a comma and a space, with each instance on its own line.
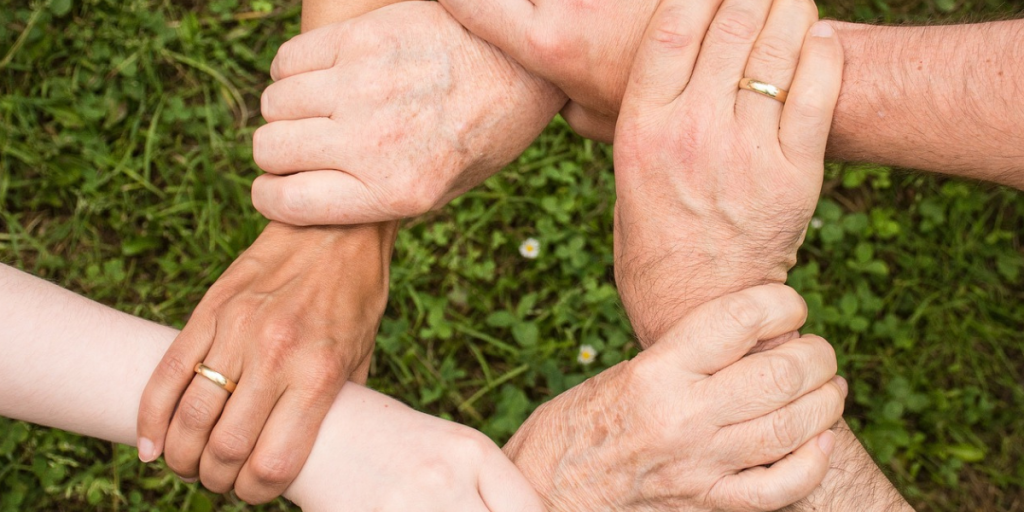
519, 238, 540, 259
810, 217, 823, 229
577, 344, 598, 365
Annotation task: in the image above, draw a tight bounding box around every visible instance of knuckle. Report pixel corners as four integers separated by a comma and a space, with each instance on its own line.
765, 353, 803, 398
750, 36, 796, 67
720, 293, 764, 331
769, 408, 803, 451
711, 9, 759, 44
209, 430, 254, 465
386, 187, 435, 219
248, 453, 298, 488
177, 394, 218, 432
526, 27, 569, 66
649, 6, 698, 52
258, 319, 302, 356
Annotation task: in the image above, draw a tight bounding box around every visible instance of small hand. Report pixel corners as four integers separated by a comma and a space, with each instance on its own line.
506, 285, 846, 512
613, 0, 843, 343
250, 1, 565, 226
136, 221, 395, 503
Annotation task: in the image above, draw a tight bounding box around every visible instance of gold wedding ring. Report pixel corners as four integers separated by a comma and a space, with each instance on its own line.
739, 78, 788, 104
194, 363, 237, 394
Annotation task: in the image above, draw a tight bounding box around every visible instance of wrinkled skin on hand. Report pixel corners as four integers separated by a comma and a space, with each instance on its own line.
611, 0, 842, 344
504, 285, 847, 512
251, 1, 565, 226
439, 0, 663, 141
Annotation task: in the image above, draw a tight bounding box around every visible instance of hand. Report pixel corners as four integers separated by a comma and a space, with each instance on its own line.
505, 285, 846, 512
250, 1, 565, 226
612, 0, 843, 343
288, 383, 545, 512
137, 221, 395, 503
438, 0, 665, 141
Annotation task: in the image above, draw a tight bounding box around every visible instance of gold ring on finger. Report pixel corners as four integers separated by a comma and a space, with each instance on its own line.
194, 363, 237, 394
739, 78, 789, 104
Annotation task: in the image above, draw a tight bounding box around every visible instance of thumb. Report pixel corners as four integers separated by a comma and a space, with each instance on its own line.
640, 284, 808, 376
251, 171, 399, 226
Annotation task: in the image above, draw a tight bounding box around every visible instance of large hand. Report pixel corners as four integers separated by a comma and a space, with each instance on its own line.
506, 285, 847, 512
250, 1, 565, 226
136, 221, 395, 503
613, 0, 843, 343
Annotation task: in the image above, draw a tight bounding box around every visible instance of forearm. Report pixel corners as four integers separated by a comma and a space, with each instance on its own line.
779, 421, 912, 512
0, 264, 399, 508
830, 20, 1024, 189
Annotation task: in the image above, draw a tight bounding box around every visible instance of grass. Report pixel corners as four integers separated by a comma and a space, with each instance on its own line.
1, 0, 1023, 510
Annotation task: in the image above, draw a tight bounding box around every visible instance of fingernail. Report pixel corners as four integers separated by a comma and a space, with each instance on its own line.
810, 21, 835, 38
834, 375, 849, 396
817, 430, 836, 456
138, 438, 158, 463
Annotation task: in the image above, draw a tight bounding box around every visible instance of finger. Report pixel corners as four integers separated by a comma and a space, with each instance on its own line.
710, 430, 836, 511
779, 21, 844, 167
234, 388, 336, 504
261, 70, 342, 123
559, 102, 616, 143
688, 0, 775, 103
735, 0, 819, 122
478, 446, 547, 512
251, 171, 395, 226
252, 119, 353, 175
163, 352, 241, 479
643, 284, 807, 376
708, 334, 838, 424
622, 0, 727, 109
436, 0, 534, 72
136, 317, 215, 463
198, 374, 280, 493
722, 374, 847, 466
270, 24, 354, 81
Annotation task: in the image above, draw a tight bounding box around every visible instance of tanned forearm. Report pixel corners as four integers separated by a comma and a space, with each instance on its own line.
831, 20, 1024, 189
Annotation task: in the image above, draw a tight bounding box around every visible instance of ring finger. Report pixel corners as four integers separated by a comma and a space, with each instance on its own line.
198, 370, 281, 493
163, 347, 241, 480
734, 0, 818, 123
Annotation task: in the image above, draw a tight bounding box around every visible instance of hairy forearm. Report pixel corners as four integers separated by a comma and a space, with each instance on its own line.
779, 420, 912, 512
830, 20, 1024, 189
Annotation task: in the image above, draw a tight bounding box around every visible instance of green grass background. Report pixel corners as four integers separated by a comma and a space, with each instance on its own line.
1, 0, 1023, 510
